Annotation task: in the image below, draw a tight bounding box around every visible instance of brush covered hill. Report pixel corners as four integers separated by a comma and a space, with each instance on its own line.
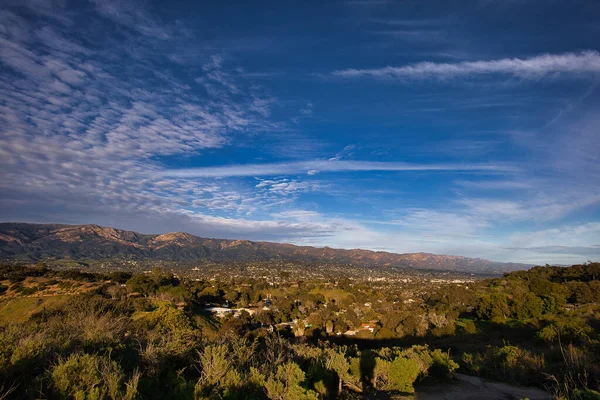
0, 222, 528, 273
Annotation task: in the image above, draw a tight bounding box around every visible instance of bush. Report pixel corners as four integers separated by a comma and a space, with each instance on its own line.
574, 389, 600, 400
264, 362, 319, 400
536, 320, 594, 344
373, 356, 421, 393
106, 272, 133, 284
57, 269, 97, 282
429, 349, 459, 379
461, 345, 545, 385
136, 304, 200, 357
20, 286, 39, 295
476, 294, 510, 322
51, 353, 139, 400
456, 319, 477, 334
125, 275, 157, 296
58, 281, 73, 290
511, 292, 543, 320
375, 327, 396, 339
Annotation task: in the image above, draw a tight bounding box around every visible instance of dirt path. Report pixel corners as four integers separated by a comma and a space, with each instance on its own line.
410, 374, 552, 400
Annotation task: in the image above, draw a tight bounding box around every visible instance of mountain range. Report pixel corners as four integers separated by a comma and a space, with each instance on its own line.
0, 222, 530, 273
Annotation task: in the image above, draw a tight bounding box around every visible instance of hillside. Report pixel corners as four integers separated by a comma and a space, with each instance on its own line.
0, 222, 529, 273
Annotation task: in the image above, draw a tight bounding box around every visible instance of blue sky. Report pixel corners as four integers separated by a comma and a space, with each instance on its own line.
0, 0, 599, 264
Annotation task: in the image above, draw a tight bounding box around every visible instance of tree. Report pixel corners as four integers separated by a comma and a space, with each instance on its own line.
150, 267, 173, 287
568, 282, 595, 304
125, 274, 157, 296
294, 320, 306, 337
106, 271, 132, 284
224, 289, 239, 304
511, 292, 543, 320
372, 356, 420, 392
325, 349, 362, 395
325, 320, 334, 334
376, 327, 396, 340
198, 345, 230, 389
265, 362, 318, 400
477, 293, 510, 321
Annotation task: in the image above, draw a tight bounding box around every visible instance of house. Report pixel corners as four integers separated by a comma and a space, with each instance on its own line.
205, 307, 234, 317
360, 323, 375, 332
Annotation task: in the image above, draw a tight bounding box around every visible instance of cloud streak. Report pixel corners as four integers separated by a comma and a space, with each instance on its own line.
0, 2, 598, 265
158, 160, 517, 178
333, 51, 600, 80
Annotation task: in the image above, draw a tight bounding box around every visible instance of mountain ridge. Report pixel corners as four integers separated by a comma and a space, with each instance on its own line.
0, 222, 530, 273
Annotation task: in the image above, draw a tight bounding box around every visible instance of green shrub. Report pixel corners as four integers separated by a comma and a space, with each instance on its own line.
324, 348, 362, 394
373, 356, 420, 393
574, 389, 600, 400
461, 345, 545, 385
456, 319, 477, 334
125, 275, 157, 296
477, 294, 510, 322
51, 353, 139, 400
429, 349, 459, 379
536, 320, 594, 344
264, 362, 319, 400
511, 292, 544, 320
58, 281, 73, 290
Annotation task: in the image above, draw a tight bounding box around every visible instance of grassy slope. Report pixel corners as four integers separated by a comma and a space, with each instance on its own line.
0, 295, 69, 323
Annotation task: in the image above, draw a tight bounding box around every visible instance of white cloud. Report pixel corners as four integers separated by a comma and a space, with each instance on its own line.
333, 51, 600, 80
459, 193, 600, 223
508, 222, 600, 249
0, 3, 281, 228
255, 178, 324, 196
329, 144, 356, 161
0, 2, 598, 268
91, 0, 172, 39
503, 223, 600, 263
391, 209, 488, 237
271, 210, 322, 221
159, 160, 517, 178
454, 179, 532, 190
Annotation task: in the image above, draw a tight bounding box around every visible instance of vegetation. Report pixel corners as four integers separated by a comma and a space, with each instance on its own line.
0, 262, 599, 399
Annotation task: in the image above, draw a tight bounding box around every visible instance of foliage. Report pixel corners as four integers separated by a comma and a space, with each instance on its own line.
0, 262, 599, 398
461, 344, 545, 385
51, 352, 139, 400
265, 362, 319, 400
373, 356, 421, 392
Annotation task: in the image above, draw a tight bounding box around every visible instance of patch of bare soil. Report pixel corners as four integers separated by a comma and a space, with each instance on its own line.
389, 374, 552, 400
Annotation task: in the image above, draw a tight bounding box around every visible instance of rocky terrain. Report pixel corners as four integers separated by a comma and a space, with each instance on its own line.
0, 222, 529, 273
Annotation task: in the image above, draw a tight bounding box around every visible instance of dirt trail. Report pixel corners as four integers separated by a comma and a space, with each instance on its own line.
409, 374, 552, 400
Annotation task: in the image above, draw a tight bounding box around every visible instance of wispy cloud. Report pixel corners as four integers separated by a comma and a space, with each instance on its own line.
159, 160, 517, 178
454, 179, 532, 190
328, 144, 356, 161
333, 51, 600, 80
459, 194, 600, 223
507, 245, 600, 257
505, 223, 600, 262
91, 0, 172, 39
1, 1, 598, 266
255, 178, 325, 196
0, 2, 282, 227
